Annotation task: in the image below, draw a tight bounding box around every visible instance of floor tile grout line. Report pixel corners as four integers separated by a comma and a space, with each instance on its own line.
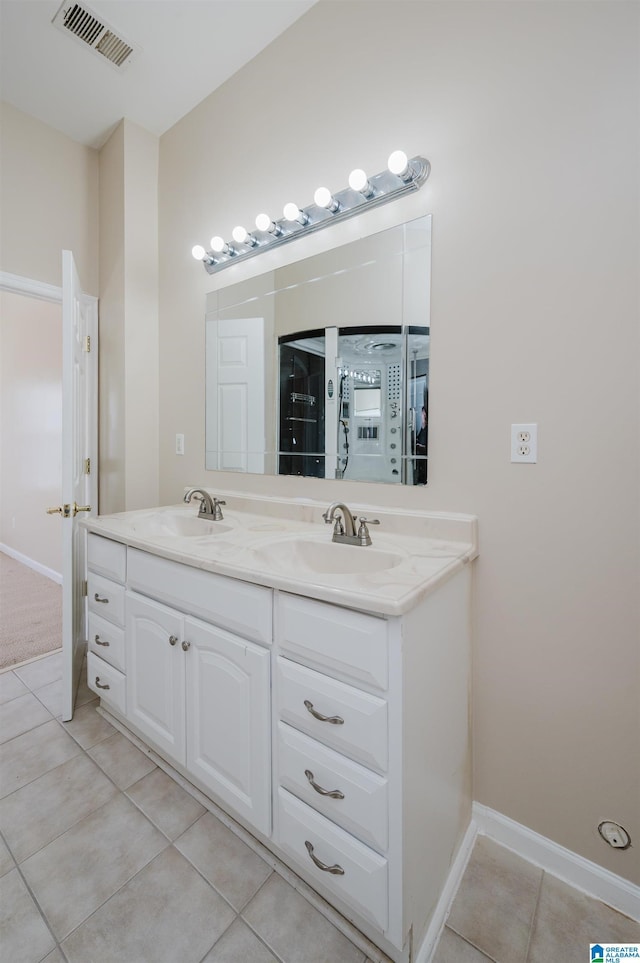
170, 815, 275, 918
0, 745, 128, 864
122, 779, 205, 844
445, 922, 500, 962
0, 717, 83, 791
523, 869, 545, 963
0, 824, 69, 963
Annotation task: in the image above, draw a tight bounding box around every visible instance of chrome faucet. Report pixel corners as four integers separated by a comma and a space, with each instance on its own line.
183, 488, 225, 520
322, 502, 380, 546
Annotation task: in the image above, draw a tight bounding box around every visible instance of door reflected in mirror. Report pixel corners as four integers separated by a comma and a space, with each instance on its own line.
206, 215, 431, 485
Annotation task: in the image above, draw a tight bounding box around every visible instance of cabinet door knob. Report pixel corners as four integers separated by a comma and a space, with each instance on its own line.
94, 634, 109, 647
181, 640, 191, 652
304, 769, 344, 799
169, 635, 178, 646
94, 593, 109, 604
95, 677, 110, 690
303, 699, 344, 725
304, 840, 344, 875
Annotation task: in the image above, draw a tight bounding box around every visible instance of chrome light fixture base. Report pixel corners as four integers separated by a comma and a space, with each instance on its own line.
195, 155, 430, 275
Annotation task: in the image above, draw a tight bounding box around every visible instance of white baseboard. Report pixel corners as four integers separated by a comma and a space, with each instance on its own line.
0, 543, 62, 584
473, 802, 640, 922
415, 816, 479, 963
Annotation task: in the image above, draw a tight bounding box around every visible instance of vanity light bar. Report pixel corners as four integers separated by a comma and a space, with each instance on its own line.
192, 151, 430, 275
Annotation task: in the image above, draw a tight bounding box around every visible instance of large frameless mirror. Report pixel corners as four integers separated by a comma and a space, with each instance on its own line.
205, 214, 431, 485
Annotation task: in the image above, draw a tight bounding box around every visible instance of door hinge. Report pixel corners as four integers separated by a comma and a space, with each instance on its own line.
84, 457, 91, 475
84, 335, 91, 352
81, 580, 88, 597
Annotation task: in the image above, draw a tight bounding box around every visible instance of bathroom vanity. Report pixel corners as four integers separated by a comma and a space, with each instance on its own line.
83, 493, 477, 963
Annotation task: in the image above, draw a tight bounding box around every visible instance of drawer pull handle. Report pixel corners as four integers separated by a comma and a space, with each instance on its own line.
303, 700, 344, 725
94, 634, 109, 647
169, 635, 178, 646
94, 593, 109, 604
305, 769, 344, 800
304, 840, 345, 875
95, 676, 110, 690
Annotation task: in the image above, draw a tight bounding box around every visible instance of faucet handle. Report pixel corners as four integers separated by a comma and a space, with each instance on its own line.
357, 517, 380, 546
212, 498, 226, 521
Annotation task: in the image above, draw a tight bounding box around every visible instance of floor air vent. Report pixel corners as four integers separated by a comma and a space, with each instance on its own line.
52, 0, 140, 70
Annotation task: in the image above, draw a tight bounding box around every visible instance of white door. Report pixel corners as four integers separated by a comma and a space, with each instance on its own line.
205, 316, 265, 473
186, 616, 271, 836
60, 252, 98, 721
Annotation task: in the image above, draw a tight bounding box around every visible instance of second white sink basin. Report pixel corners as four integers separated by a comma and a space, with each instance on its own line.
252, 537, 404, 576
128, 510, 231, 538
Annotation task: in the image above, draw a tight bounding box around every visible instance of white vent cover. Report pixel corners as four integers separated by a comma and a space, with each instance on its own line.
52, 0, 140, 70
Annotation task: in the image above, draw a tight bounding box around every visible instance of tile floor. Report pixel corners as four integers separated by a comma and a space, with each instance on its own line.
1, 650, 638, 963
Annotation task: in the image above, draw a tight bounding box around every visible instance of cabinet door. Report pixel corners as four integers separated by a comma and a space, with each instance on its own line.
185, 616, 271, 836
126, 592, 186, 764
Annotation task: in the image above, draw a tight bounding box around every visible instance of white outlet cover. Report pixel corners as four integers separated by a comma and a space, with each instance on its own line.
511, 423, 537, 463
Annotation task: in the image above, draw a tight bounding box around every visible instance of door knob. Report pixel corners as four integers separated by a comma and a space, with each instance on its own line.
181, 640, 191, 652
46, 502, 91, 518
46, 504, 70, 517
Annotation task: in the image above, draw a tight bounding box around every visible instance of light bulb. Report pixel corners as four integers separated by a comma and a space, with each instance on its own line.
255, 212, 282, 236
314, 187, 340, 212
191, 244, 206, 260
210, 236, 228, 254
387, 150, 409, 176
348, 168, 374, 197
283, 202, 309, 225
388, 149, 415, 181
232, 225, 256, 246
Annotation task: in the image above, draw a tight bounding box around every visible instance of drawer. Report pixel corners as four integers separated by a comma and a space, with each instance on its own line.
127, 548, 272, 645
87, 534, 126, 583
277, 657, 388, 773
88, 573, 125, 626
278, 721, 388, 853
278, 593, 388, 691
87, 651, 126, 715
277, 787, 388, 932
88, 612, 125, 673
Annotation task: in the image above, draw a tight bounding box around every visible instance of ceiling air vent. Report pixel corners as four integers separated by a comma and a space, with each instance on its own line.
52, 0, 140, 70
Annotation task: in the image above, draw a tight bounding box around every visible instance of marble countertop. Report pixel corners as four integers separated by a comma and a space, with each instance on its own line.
82, 491, 478, 616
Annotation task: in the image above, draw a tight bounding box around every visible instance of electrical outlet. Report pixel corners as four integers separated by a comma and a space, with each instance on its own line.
511, 423, 537, 463
175, 433, 185, 456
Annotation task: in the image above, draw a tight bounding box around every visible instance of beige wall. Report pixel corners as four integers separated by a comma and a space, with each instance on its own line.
0, 291, 62, 575
98, 120, 159, 514
159, 1, 639, 883
0, 102, 98, 293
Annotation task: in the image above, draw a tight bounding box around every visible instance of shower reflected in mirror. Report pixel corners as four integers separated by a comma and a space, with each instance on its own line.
277, 325, 429, 484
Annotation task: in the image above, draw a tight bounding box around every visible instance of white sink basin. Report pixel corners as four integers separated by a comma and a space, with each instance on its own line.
252, 537, 404, 576
128, 510, 231, 538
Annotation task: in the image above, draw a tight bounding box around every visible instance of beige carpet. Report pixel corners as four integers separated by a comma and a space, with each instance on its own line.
0, 552, 62, 670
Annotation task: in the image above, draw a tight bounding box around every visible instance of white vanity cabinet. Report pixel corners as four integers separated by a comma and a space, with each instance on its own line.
87, 539, 273, 838
126, 591, 271, 835
272, 575, 473, 960
86, 534, 127, 714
